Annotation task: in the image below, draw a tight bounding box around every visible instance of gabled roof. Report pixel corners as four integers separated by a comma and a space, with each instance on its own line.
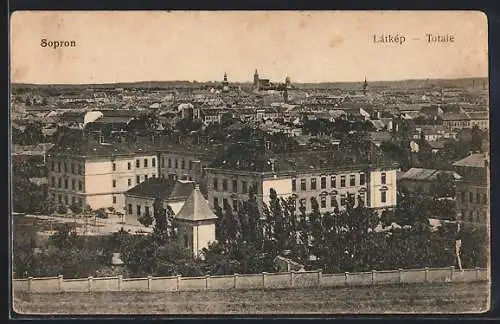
175, 185, 217, 222
400, 168, 462, 181
452, 153, 488, 168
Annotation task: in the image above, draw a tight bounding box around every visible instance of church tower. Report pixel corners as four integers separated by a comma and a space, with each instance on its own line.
223, 72, 228, 85
363, 77, 369, 96
253, 69, 260, 90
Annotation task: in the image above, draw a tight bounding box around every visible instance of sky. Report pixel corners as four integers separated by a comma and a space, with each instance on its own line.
10, 11, 488, 84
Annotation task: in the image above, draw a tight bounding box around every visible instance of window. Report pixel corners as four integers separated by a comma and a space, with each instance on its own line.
189, 160, 192, 170
71, 196, 76, 204
320, 196, 326, 208
476, 193, 481, 204
57, 162, 61, 172
360, 173, 366, 186
461, 191, 466, 203
232, 180, 238, 193
136, 175, 140, 184
71, 179, 75, 190
137, 205, 141, 216
321, 177, 326, 189
144, 174, 148, 181
64, 196, 68, 205
51, 177, 55, 187
350, 175, 356, 187
175, 159, 178, 169
128, 204, 133, 214
71, 163, 75, 174
168, 158, 172, 168
181, 160, 185, 170
112, 180, 116, 188
469, 210, 474, 222
144, 159, 148, 168
242, 181, 248, 194
58, 195, 62, 204
128, 178, 132, 186
213, 197, 219, 208
233, 199, 238, 211
340, 194, 347, 206
340, 176, 346, 187
51, 161, 55, 171
213, 178, 219, 190
222, 179, 228, 191
469, 192, 473, 203
78, 164, 82, 175
184, 235, 189, 248
113, 196, 117, 204
152, 158, 156, 167
299, 198, 307, 209
311, 178, 317, 190
58, 178, 62, 188
145, 206, 150, 216
112, 162, 116, 171
300, 179, 306, 191
64, 179, 68, 189
64, 163, 67, 173
483, 193, 488, 205
223, 198, 228, 207
330, 196, 337, 208
128, 162, 131, 170
292, 179, 297, 192
152, 174, 156, 178
78, 181, 83, 191
381, 172, 387, 185
161, 158, 165, 168
381, 191, 387, 203
331, 176, 336, 188
78, 198, 83, 207
136, 160, 140, 168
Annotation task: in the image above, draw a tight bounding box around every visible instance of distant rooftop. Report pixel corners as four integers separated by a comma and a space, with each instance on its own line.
452, 153, 488, 168
126, 178, 195, 201
400, 168, 462, 181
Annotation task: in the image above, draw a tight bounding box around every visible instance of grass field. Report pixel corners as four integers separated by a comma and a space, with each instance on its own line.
13, 282, 489, 315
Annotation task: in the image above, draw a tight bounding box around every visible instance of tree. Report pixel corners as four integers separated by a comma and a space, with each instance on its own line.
151, 198, 175, 243
431, 173, 456, 198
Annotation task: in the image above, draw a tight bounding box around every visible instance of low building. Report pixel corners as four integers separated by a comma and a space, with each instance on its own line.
398, 168, 462, 196
124, 178, 195, 225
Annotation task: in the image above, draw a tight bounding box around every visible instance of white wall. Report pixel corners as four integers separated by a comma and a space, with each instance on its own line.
368, 170, 397, 208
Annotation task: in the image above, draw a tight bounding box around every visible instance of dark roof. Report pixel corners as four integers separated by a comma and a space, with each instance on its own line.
47, 142, 158, 158
126, 178, 195, 201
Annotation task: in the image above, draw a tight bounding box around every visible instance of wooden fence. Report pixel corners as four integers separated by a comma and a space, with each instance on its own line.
12, 266, 488, 294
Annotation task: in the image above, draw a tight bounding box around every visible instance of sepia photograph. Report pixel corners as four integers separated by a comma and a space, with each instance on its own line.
10, 10, 490, 315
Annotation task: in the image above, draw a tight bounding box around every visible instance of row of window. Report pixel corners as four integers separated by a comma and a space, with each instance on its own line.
51, 194, 83, 207
128, 204, 151, 216
114, 174, 157, 188
50, 161, 83, 175
291, 173, 371, 192
51, 177, 84, 191
113, 158, 157, 171
460, 209, 488, 223
459, 191, 488, 205
212, 178, 252, 194
160, 157, 207, 171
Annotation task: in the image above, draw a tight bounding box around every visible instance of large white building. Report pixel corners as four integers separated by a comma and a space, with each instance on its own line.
46, 142, 160, 213
206, 147, 399, 215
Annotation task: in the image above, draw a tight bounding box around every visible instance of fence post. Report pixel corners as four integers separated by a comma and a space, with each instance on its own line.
262, 272, 267, 289
147, 276, 152, 292
371, 270, 376, 286
58, 275, 63, 292
398, 269, 403, 284
290, 271, 295, 288
344, 272, 349, 286
205, 275, 209, 291
88, 276, 93, 293
318, 270, 322, 287
424, 267, 429, 283
450, 266, 455, 281
475, 267, 480, 281
118, 275, 122, 292
28, 277, 33, 293
233, 273, 239, 289
176, 275, 182, 292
